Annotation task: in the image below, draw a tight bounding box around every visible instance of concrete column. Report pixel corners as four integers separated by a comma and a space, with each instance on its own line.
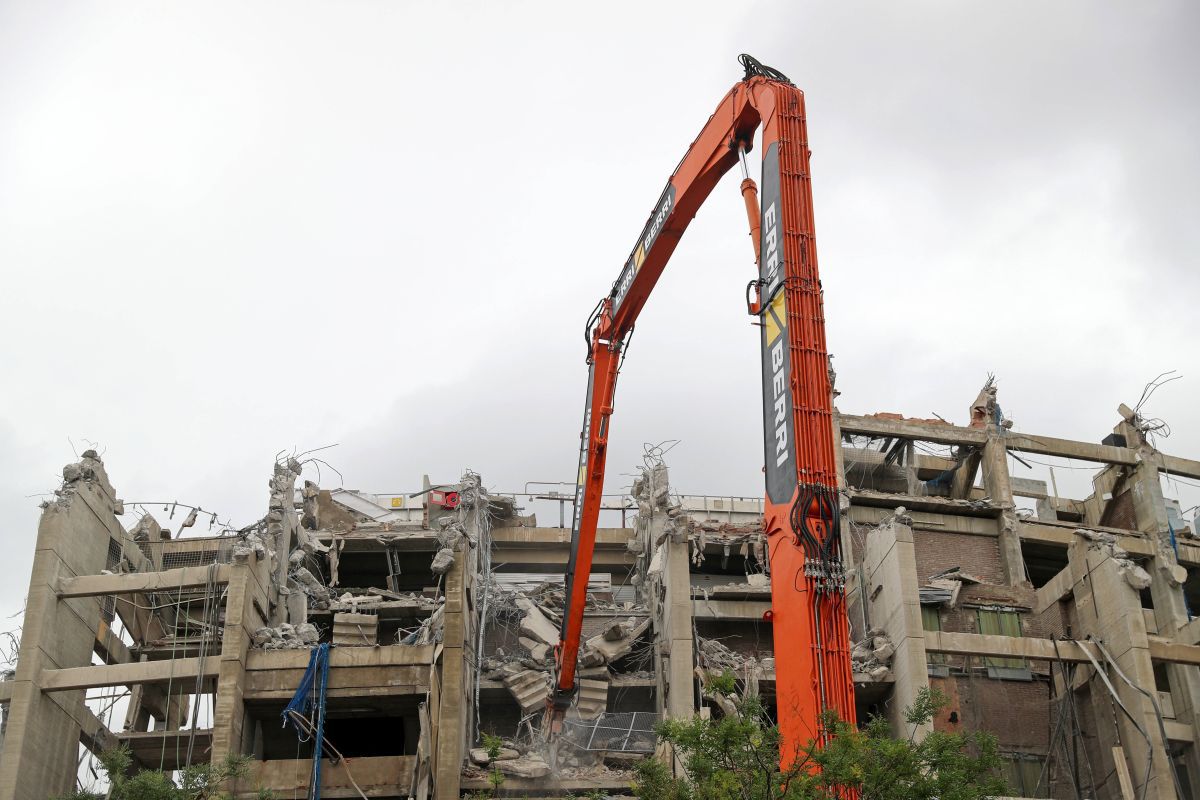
0, 457, 118, 800
861, 517, 931, 738
1121, 424, 1200, 790
664, 534, 696, 722
209, 558, 266, 762
434, 549, 469, 800
981, 433, 1028, 586
1069, 537, 1176, 800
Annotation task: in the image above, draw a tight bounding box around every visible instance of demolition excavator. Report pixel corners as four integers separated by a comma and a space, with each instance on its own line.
550, 55, 855, 766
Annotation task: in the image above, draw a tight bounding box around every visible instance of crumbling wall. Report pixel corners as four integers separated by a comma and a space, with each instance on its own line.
0, 452, 120, 800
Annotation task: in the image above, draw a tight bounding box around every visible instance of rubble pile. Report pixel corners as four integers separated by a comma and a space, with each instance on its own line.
287, 550, 331, 610
464, 740, 552, 778
398, 604, 445, 645
696, 637, 772, 708
478, 581, 651, 717
851, 629, 894, 681
1076, 529, 1152, 590
918, 566, 984, 607
463, 747, 637, 782
252, 622, 320, 650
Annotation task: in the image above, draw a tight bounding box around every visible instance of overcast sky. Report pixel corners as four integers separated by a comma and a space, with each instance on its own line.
1, 1, 1197, 619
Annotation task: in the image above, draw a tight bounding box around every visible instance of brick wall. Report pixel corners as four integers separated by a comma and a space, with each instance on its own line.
931, 674, 1053, 751
913, 530, 1004, 584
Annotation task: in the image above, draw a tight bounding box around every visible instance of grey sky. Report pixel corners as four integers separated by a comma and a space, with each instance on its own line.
2, 1, 1197, 618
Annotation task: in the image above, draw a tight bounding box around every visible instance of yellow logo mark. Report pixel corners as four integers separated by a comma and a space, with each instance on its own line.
764, 293, 787, 345
634, 243, 645, 270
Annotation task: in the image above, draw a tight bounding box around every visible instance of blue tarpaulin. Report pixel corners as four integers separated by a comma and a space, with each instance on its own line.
281, 643, 331, 800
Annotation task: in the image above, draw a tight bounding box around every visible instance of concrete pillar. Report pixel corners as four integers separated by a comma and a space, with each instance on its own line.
434, 544, 472, 800
1069, 536, 1176, 800
0, 456, 118, 800
210, 558, 267, 762
1121, 421, 1200, 790
664, 534, 696, 722
861, 517, 931, 738
981, 433, 1028, 586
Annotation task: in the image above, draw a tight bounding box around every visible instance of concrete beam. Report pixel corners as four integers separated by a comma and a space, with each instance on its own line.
489, 548, 634, 569
243, 755, 414, 800
94, 621, 133, 665
1020, 522, 1157, 559
1160, 454, 1200, 481
1001, 432, 1136, 466
838, 413, 1164, 468
1033, 564, 1078, 615
692, 599, 770, 620
924, 631, 1098, 662
246, 643, 435, 670
77, 703, 118, 756
1148, 639, 1200, 668
925, 631, 1200, 667
40, 657, 219, 693
58, 564, 231, 598
490, 527, 633, 547
838, 414, 986, 447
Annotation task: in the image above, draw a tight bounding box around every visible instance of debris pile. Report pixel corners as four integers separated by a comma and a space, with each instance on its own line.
851, 629, 894, 682
696, 637, 772, 709
287, 550, 331, 610
918, 566, 983, 607
399, 604, 445, 645
1076, 529, 1152, 590
252, 622, 320, 650
478, 580, 650, 719
581, 617, 649, 668
463, 744, 552, 779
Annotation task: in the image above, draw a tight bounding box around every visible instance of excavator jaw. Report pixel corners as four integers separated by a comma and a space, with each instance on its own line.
545, 686, 576, 735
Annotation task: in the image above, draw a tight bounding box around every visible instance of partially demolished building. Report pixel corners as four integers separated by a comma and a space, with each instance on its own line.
2, 386, 1200, 800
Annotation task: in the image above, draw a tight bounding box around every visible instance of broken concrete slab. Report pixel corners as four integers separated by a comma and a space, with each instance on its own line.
495, 754, 551, 778
515, 598, 560, 647
570, 678, 608, 720
333, 612, 378, 646
518, 635, 549, 662
582, 618, 649, 665
469, 747, 520, 765
502, 669, 549, 712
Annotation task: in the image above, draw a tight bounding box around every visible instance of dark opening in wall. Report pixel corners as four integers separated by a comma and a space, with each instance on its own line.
249, 700, 419, 760
1020, 540, 1069, 590
321, 715, 409, 757
1184, 567, 1200, 616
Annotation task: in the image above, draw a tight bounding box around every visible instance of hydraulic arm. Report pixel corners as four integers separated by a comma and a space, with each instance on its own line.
552, 55, 855, 764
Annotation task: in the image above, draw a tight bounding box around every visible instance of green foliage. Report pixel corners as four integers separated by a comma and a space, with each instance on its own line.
482, 732, 504, 761
52, 747, 275, 800
634, 686, 1009, 800
480, 732, 506, 797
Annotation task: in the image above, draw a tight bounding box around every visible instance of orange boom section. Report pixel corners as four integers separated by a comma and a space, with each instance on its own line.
552, 55, 855, 768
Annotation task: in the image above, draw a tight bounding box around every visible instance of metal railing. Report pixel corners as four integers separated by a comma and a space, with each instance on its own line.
563, 711, 659, 753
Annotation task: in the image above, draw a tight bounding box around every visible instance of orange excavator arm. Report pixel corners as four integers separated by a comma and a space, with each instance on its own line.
553, 55, 855, 764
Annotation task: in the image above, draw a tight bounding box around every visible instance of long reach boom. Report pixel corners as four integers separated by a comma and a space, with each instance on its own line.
552, 55, 855, 765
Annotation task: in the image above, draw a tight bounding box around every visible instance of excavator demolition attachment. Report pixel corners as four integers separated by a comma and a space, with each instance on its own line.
551, 55, 855, 769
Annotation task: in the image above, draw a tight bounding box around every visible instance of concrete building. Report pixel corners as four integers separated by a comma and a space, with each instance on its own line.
2, 386, 1200, 799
